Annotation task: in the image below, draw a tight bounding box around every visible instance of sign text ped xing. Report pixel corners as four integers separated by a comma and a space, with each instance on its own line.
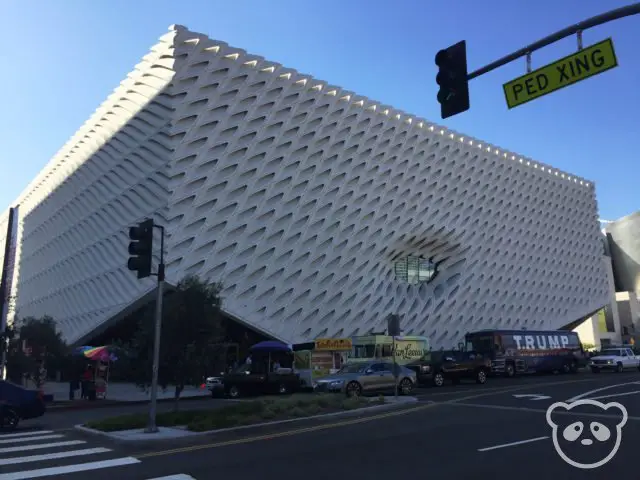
503, 38, 618, 109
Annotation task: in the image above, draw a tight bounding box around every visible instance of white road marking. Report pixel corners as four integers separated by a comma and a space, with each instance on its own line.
0, 434, 64, 444
0, 430, 54, 439
450, 401, 640, 421
586, 390, 640, 401
0, 447, 111, 466
566, 381, 640, 402
0, 440, 86, 454
478, 436, 549, 452
0, 456, 141, 479
148, 475, 197, 480
513, 394, 551, 400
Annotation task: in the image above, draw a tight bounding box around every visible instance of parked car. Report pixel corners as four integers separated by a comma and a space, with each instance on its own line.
0, 380, 46, 431
589, 347, 640, 373
406, 350, 492, 387
313, 361, 417, 397
222, 365, 301, 399
205, 375, 224, 397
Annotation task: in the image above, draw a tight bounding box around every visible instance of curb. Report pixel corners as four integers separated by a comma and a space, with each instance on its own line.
74, 396, 419, 442
47, 394, 212, 411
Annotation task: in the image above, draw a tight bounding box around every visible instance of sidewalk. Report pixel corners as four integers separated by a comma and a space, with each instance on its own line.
43, 381, 210, 403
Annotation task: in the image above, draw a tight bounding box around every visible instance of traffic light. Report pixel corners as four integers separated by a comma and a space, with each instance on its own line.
435, 40, 470, 119
127, 219, 154, 279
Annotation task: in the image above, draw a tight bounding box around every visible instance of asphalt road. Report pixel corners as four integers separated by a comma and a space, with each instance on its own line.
4, 372, 640, 479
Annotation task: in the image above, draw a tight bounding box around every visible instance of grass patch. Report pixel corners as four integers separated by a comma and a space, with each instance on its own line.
85, 393, 380, 433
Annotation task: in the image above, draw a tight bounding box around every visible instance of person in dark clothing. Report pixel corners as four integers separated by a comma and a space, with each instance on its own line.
81, 365, 93, 399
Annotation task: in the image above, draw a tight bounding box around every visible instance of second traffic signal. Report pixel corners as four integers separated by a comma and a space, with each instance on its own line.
435, 40, 470, 119
128, 219, 154, 279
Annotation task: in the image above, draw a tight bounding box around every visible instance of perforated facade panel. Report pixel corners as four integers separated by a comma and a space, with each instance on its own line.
1, 25, 609, 346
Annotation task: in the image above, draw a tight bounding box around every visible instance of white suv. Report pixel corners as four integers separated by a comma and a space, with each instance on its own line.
589, 347, 640, 373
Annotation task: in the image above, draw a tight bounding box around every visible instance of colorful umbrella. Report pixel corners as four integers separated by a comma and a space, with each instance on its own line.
73, 345, 118, 362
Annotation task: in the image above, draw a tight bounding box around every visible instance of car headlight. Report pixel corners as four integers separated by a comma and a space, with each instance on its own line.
607, 360, 613, 364
420, 365, 431, 372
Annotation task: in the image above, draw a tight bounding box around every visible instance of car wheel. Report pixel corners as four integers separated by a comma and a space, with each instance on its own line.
227, 385, 241, 399
591, 367, 600, 374
399, 378, 413, 395
505, 363, 515, 378
476, 369, 488, 384
1, 407, 19, 431
616, 363, 624, 373
346, 381, 362, 398
278, 384, 288, 395
433, 372, 445, 387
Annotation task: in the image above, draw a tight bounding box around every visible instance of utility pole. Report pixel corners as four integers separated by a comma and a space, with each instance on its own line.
127, 218, 165, 433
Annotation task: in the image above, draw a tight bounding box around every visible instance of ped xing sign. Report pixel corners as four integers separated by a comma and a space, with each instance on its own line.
503, 38, 618, 109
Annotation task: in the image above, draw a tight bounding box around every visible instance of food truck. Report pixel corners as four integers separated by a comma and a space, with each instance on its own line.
293, 338, 353, 388
349, 335, 430, 365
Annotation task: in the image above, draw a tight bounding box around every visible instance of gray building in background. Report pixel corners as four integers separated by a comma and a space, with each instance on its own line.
606, 211, 640, 296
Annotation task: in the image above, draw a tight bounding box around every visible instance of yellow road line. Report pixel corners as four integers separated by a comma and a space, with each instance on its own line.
137, 403, 435, 458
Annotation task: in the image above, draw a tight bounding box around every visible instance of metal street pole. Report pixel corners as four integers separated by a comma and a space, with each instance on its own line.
468, 2, 640, 81
146, 225, 165, 434
392, 335, 398, 401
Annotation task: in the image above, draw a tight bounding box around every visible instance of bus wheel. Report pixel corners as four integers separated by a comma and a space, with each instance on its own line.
562, 363, 571, 374
570, 361, 578, 373
505, 363, 515, 378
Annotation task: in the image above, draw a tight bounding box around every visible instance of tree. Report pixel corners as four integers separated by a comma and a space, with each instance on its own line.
128, 275, 226, 411
6, 316, 68, 385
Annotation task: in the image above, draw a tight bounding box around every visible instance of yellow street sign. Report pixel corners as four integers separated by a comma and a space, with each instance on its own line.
503, 38, 618, 109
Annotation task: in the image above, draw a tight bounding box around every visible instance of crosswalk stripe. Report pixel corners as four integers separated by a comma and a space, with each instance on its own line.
0, 430, 54, 439
0, 456, 141, 479
147, 475, 197, 480
0, 434, 63, 444
0, 440, 86, 454
0, 447, 112, 466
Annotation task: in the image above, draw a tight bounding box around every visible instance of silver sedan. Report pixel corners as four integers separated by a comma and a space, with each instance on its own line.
313, 361, 417, 397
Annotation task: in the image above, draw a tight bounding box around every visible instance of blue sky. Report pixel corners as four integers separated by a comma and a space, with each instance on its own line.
1, 0, 637, 220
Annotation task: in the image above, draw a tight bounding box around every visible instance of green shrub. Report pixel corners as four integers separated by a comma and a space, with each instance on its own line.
260, 407, 278, 420
289, 407, 307, 417
341, 398, 364, 410
305, 403, 321, 416
86, 392, 372, 433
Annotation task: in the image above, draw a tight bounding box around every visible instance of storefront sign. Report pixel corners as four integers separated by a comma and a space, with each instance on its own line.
315, 338, 353, 352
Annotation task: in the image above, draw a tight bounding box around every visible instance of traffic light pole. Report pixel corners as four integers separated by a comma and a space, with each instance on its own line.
146, 224, 165, 434
467, 2, 640, 81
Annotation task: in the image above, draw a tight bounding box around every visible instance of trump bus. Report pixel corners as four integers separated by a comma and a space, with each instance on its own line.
464, 329, 586, 377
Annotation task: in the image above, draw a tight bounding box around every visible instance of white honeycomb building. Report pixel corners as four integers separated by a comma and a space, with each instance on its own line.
0, 25, 610, 347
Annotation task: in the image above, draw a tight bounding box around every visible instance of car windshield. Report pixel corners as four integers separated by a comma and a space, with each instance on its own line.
338, 363, 368, 374
600, 349, 621, 356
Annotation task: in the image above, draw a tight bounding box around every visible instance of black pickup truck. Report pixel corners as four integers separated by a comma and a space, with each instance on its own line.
405, 350, 492, 387
222, 367, 301, 399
